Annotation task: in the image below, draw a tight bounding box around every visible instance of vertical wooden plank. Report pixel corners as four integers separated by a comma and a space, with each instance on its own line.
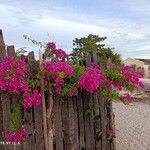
61, 98, 69, 150
73, 96, 80, 150
68, 96, 79, 150
0, 29, 6, 60
83, 92, 95, 150
83, 92, 90, 150
47, 88, 54, 150
28, 51, 35, 60
53, 98, 63, 150
0, 92, 5, 150
85, 53, 91, 66
1, 92, 12, 150
105, 100, 111, 150
92, 52, 97, 63
0, 29, 4, 43
77, 90, 85, 150
11, 94, 22, 150
34, 105, 45, 150
107, 100, 116, 150
88, 94, 95, 150
7, 46, 15, 57
21, 53, 37, 150
93, 93, 102, 150
99, 96, 107, 150
23, 108, 35, 150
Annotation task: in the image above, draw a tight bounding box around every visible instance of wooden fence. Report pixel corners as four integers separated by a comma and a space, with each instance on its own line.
0, 30, 115, 150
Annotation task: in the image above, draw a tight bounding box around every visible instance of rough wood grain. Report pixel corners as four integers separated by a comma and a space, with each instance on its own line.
100, 97, 107, 150
23, 108, 35, 150
73, 97, 80, 150
11, 95, 22, 150
0, 30, 6, 60
88, 94, 95, 150
68, 96, 79, 150
83, 92, 95, 150
94, 93, 102, 150
53, 98, 63, 150
34, 105, 45, 150
1, 93, 12, 150
77, 91, 85, 150
0, 92, 5, 150
61, 97, 69, 150
7, 46, 15, 57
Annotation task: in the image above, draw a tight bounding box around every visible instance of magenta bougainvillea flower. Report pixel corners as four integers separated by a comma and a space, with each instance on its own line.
55, 85, 62, 95
119, 65, 144, 89
46, 42, 56, 49
54, 77, 64, 86
120, 94, 132, 104
53, 62, 74, 76
89, 62, 101, 70
4, 127, 26, 144
69, 86, 78, 97
137, 67, 145, 78
106, 129, 114, 141
44, 61, 74, 77
23, 90, 41, 108
106, 129, 113, 137
78, 69, 104, 93
54, 49, 67, 60
106, 81, 123, 91
0, 56, 28, 93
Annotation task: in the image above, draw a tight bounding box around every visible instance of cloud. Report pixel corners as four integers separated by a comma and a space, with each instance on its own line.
0, 0, 150, 59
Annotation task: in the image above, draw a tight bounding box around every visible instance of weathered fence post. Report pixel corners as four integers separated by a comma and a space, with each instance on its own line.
0, 29, 6, 61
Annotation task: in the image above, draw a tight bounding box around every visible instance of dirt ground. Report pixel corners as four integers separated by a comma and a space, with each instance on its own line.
113, 101, 150, 150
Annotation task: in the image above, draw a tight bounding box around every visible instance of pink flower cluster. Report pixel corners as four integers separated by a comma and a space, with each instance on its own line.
23, 89, 42, 109
0, 56, 28, 93
54, 77, 64, 85
89, 63, 101, 70
106, 129, 113, 137
78, 69, 104, 93
44, 61, 74, 77
46, 42, 56, 49
46, 42, 68, 61
137, 67, 145, 78
54, 49, 67, 61
120, 94, 132, 104
106, 81, 123, 91
119, 65, 144, 89
69, 86, 78, 96
54, 77, 64, 95
106, 129, 114, 140
44, 61, 74, 95
4, 127, 25, 144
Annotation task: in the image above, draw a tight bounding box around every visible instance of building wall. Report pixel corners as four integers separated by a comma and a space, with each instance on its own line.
144, 65, 150, 78
123, 58, 149, 79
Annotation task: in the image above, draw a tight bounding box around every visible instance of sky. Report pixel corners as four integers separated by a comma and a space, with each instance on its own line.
0, 0, 150, 59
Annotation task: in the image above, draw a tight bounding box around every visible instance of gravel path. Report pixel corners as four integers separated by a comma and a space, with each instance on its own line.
113, 102, 150, 150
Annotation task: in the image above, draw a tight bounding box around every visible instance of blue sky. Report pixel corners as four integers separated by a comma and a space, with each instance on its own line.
0, 0, 150, 59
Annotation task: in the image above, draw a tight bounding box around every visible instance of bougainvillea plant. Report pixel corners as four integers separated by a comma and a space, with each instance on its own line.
0, 40, 144, 144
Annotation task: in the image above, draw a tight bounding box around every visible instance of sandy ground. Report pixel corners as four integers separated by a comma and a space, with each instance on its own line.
113, 101, 150, 150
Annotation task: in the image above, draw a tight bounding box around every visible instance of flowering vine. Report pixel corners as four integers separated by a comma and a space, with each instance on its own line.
0, 41, 144, 144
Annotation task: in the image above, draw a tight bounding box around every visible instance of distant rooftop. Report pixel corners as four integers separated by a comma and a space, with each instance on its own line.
136, 59, 150, 65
